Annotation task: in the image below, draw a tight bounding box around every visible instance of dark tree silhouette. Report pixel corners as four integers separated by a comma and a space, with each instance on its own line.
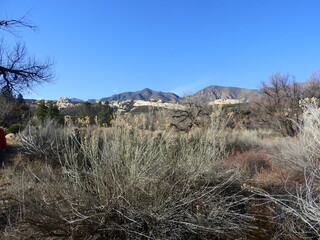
0, 15, 53, 124
0, 15, 53, 94
0, 41, 53, 94
170, 96, 211, 131
96, 101, 113, 126
34, 100, 48, 122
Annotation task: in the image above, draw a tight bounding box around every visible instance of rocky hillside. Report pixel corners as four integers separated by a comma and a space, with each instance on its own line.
189, 85, 261, 103
101, 88, 181, 102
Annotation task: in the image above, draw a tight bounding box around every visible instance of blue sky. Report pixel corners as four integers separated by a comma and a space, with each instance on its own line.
1, 0, 320, 100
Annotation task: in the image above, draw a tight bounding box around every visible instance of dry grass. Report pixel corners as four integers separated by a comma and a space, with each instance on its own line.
0, 117, 260, 239
1, 103, 320, 239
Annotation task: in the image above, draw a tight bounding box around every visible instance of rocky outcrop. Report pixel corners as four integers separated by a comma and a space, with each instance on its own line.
109, 100, 135, 112
56, 97, 74, 109
133, 100, 186, 110
5, 133, 15, 140
209, 99, 241, 105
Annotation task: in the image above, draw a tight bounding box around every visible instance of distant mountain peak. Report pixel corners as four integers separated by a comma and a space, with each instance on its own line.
141, 88, 152, 91
101, 88, 180, 102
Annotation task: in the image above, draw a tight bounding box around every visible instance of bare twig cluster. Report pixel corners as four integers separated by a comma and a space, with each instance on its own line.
0, 16, 37, 35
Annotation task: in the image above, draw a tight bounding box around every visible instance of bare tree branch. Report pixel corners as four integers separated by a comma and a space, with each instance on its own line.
0, 15, 37, 35
0, 42, 53, 94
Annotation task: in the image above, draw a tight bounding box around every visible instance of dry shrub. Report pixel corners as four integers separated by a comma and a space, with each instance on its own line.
224, 128, 276, 154
18, 119, 67, 164
226, 149, 272, 179
116, 109, 170, 131
2, 117, 258, 239
245, 154, 271, 178
255, 102, 320, 239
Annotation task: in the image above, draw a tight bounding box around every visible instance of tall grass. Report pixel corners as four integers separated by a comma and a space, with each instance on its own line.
2, 117, 257, 239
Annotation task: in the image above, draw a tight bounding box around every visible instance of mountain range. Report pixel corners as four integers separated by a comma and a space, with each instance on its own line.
69, 85, 261, 103
101, 88, 181, 102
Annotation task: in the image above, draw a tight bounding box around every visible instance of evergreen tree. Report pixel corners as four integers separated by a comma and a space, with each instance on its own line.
47, 102, 59, 119
16, 93, 25, 105
96, 101, 113, 126
0, 91, 30, 127
47, 102, 63, 123
0, 88, 15, 126
80, 102, 94, 124
34, 101, 63, 123
35, 100, 48, 122
0, 85, 14, 101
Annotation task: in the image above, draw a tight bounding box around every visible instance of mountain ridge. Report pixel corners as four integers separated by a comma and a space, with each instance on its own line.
101, 88, 181, 102
64, 85, 261, 103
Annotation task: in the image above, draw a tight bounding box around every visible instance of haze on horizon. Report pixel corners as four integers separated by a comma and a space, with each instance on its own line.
2, 0, 320, 100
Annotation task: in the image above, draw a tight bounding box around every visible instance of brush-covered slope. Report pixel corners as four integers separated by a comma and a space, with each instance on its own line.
190, 85, 261, 102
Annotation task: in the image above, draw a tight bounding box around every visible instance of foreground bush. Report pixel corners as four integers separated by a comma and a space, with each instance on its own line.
1, 118, 261, 239
257, 102, 320, 239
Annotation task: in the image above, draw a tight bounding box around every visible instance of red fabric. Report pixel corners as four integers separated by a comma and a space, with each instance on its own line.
0, 128, 6, 152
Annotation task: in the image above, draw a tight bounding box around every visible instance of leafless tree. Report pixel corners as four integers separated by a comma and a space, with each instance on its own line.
304, 70, 320, 98
257, 73, 302, 136
0, 15, 53, 124
169, 96, 211, 131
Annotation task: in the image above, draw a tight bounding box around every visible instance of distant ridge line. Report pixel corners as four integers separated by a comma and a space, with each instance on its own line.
64, 85, 261, 103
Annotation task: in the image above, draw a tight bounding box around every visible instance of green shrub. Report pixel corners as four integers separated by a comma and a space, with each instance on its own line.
7, 123, 24, 133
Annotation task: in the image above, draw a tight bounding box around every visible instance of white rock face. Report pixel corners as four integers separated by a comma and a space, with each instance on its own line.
109, 100, 186, 112
56, 97, 74, 109
133, 100, 186, 110
109, 100, 134, 112
208, 99, 241, 105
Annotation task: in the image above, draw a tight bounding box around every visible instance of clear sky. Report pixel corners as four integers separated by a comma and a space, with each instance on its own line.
1, 0, 320, 100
